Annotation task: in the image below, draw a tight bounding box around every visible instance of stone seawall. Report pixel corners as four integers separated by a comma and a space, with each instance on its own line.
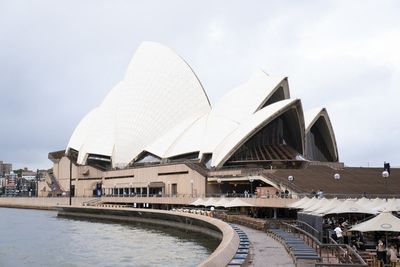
0, 197, 93, 210
57, 206, 239, 267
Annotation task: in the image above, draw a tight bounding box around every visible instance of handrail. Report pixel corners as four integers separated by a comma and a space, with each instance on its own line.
82, 198, 102, 206
263, 172, 305, 193
281, 222, 321, 252
294, 219, 321, 241
278, 222, 367, 266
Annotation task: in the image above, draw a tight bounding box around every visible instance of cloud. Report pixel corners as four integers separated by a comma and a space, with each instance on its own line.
0, 0, 399, 169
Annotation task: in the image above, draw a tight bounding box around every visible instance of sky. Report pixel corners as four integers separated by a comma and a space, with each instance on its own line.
0, 0, 399, 170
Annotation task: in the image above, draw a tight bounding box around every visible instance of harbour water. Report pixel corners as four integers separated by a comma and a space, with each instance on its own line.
0, 208, 219, 267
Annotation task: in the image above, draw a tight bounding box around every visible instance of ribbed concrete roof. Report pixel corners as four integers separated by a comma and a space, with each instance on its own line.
271, 165, 400, 195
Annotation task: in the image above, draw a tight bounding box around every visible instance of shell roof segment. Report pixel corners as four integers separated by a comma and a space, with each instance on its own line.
66, 42, 211, 167
304, 107, 339, 162
211, 98, 305, 167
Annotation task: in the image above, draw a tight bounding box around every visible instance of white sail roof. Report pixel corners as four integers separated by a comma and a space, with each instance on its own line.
211, 99, 304, 167
66, 42, 338, 169
142, 69, 295, 161
66, 42, 211, 166
304, 107, 338, 161
200, 71, 290, 155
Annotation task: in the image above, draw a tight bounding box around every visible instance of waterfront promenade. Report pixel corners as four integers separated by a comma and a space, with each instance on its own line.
234, 224, 295, 267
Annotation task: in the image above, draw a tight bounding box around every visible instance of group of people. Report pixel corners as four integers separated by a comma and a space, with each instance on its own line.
376, 239, 398, 265
310, 189, 324, 199
328, 217, 365, 250
328, 217, 399, 265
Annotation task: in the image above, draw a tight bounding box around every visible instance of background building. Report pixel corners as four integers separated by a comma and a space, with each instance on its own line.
0, 160, 12, 177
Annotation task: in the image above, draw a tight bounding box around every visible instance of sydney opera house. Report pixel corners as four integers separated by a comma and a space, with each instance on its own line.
46, 42, 398, 200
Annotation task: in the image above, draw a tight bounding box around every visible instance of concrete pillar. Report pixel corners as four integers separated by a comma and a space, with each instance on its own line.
273, 208, 277, 219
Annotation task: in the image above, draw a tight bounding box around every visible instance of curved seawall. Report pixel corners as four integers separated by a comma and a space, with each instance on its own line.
57, 206, 239, 267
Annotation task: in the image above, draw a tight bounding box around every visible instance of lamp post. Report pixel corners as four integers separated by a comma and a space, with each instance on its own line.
69, 157, 72, 206
287, 176, 294, 198
217, 178, 222, 196
190, 179, 194, 197
167, 181, 170, 197
249, 177, 254, 197
382, 170, 389, 201
35, 169, 39, 197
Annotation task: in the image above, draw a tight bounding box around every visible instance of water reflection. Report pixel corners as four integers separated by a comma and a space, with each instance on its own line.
0, 208, 219, 267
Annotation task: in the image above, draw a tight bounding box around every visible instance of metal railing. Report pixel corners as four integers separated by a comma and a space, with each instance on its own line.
277, 222, 367, 266
295, 220, 322, 241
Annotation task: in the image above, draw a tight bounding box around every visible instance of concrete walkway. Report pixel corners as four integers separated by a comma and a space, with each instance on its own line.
233, 224, 295, 267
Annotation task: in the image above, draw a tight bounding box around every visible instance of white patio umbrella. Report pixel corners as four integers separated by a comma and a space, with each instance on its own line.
202, 198, 219, 207
296, 197, 320, 210
312, 198, 343, 216
303, 198, 331, 213
190, 198, 207, 206
299, 198, 324, 210
214, 197, 232, 208
225, 198, 253, 208
373, 198, 400, 212
350, 212, 400, 232
325, 199, 376, 215
364, 198, 386, 211
355, 197, 372, 206
287, 196, 311, 208
349, 212, 400, 246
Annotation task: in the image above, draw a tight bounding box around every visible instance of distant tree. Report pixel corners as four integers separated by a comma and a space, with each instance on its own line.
13, 169, 24, 178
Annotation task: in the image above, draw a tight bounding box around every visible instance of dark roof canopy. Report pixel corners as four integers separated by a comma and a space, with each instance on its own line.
269, 165, 400, 195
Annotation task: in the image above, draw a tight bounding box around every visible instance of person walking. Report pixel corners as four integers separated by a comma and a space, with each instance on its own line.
376, 239, 387, 265
388, 245, 398, 265
334, 224, 343, 243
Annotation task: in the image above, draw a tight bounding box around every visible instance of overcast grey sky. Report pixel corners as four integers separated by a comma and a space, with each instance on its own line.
0, 0, 399, 170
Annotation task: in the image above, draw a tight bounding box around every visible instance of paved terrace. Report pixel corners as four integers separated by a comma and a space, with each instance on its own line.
234, 224, 295, 267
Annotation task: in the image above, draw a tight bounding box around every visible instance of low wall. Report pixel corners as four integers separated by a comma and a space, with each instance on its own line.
0, 197, 93, 210
57, 206, 239, 267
